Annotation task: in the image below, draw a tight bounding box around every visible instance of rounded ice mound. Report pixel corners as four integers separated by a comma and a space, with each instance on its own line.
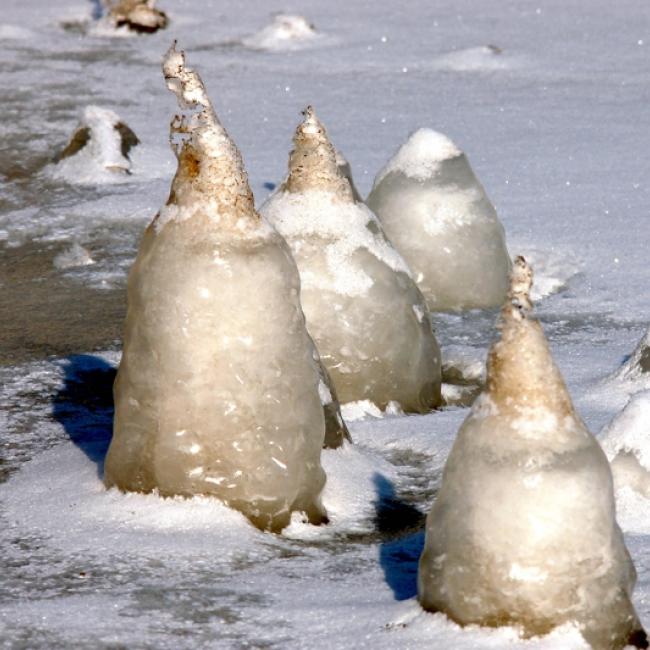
52, 105, 139, 183
104, 44, 329, 533
601, 391, 650, 498
367, 128, 511, 312
418, 257, 647, 650
242, 14, 321, 52
261, 107, 442, 412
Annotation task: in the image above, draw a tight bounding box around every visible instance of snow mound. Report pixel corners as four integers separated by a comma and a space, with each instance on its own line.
431, 45, 516, 72
242, 14, 323, 52
53, 243, 95, 270
374, 128, 461, 185
50, 106, 139, 185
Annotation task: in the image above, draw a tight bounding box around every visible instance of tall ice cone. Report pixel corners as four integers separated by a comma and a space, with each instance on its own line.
261, 107, 442, 412
104, 44, 330, 532
418, 257, 647, 649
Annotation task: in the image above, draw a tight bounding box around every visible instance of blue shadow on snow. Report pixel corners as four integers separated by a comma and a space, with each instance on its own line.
374, 472, 426, 601
52, 354, 116, 479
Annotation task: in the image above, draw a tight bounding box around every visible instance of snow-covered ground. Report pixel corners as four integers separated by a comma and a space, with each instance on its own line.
1, 0, 650, 647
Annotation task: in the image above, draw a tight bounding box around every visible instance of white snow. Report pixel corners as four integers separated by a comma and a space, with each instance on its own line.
373, 128, 462, 185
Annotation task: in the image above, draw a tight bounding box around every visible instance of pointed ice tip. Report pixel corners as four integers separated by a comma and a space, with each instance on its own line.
299, 105, 322, 136
505, 255, 534, 319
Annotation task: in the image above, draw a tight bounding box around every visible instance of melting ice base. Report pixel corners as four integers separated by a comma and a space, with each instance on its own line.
3, 0, 650, 647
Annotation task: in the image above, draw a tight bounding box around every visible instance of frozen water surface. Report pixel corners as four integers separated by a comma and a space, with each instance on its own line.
2, 0, 650, 647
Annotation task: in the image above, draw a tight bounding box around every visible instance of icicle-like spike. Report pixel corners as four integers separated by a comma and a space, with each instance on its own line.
501, 254, 533, 323
158, 42, 256, 223
283, 105, 354, 200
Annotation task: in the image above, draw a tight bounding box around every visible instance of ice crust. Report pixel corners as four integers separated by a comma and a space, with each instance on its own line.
261, 108, 442, 412
51, 105, 140, 183
104, 45, 329, 532
367, 128, 511, 312
418, 258, 647, 649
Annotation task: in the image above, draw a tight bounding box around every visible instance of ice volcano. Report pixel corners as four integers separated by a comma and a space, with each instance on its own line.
261, 107, 442, 412
51, 105, 139, 183
418, 257, 647, 650
104, 44, 332, 532
367, 128, 511, 312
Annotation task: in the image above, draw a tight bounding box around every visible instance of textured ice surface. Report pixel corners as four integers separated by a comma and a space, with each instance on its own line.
104, 46, 328, 532
262, 108, 441, 411
367, 128, 511, 312
418, 259, 647, 649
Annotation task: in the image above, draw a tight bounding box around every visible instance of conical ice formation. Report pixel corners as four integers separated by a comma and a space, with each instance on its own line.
366, 128, 511, 312
261, 107, 442, 412
601, 390, 650, 499
104, 44, 331, 532
418, 257, 647, 649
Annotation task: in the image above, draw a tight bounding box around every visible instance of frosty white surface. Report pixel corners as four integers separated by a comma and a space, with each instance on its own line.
418, 257, 647, 649
261, 107, 442, 412
367, 128, 511, 312
104, 44, 328, 532
51, 105, 139, 183
601, 391, 650, 499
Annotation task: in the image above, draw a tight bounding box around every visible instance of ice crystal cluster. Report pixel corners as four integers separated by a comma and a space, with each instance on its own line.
104, 44, 330, 532
261, 107, 442, 412
367, 128, 511, 312
418, 257, 647, 649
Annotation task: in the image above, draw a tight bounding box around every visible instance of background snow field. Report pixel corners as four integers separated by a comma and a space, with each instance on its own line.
1, 0, 650, 648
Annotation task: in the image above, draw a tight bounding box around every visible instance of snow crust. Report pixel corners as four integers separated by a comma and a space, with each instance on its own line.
367, 129, 511, 312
